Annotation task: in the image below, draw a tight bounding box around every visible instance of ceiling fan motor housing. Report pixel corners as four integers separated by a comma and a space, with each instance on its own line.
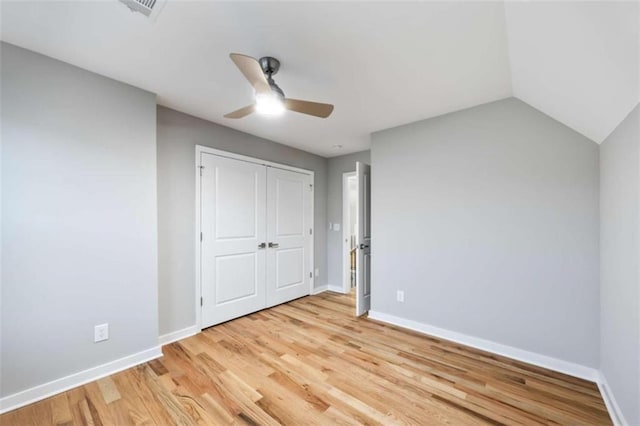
259, 56, 280, 76
259, 57, 285, 99
268, 80, 285, 100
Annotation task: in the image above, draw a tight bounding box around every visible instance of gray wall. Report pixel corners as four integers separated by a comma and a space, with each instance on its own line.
1, 43, 159, 396
157, 106, 328, 336
371, 98, 600, 367
326, 151, 371, 289
600, 104, 639, 426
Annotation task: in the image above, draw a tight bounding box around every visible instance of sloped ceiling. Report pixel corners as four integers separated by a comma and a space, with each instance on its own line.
1, 1, 638, 156
505, 1, 639, 144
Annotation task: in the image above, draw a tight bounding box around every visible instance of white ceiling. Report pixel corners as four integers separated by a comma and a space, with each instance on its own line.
1, 1, 638, 157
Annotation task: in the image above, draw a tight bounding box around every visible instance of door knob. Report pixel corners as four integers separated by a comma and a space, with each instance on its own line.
258, 242, 266, 249
268, 242, 279, 248
359, 244, 369, 249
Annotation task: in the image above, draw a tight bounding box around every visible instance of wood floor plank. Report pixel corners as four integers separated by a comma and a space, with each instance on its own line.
96, 377, 122, 405
49, 393, 73, 426
30, 396, 53, 425
107, 373, 155, 426
1, 292, 612, 425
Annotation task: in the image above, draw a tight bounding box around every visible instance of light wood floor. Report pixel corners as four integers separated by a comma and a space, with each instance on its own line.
2, 292, 611, 425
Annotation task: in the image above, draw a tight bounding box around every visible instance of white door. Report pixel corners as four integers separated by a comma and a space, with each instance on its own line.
266, 167, 312, 307
201, 153, 267, 327
356, 161, 371, 316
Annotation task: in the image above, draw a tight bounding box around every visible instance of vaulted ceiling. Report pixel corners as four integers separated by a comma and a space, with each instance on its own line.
505, 1, 639, 145
1, 1, 638, 157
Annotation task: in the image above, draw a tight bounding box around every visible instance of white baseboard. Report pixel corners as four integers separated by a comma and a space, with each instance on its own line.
367, 310, 599, 383
311, 285, 328, 295
327, 284, 348, 294
597, 371, 629, 426
0, 345, 162, 414
159, 325, 199, 346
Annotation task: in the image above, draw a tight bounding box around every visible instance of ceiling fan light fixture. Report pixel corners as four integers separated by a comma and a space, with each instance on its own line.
255, 92, 285, 116
225, 53, 333, 119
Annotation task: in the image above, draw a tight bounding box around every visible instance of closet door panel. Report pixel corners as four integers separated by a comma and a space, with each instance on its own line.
266, 167, 312, 307
200, 153, 266, 328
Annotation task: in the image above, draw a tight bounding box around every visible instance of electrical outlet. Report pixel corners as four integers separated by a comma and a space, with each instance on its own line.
315, 268, 320, 277
94, 323, 109, 342
397, 290, 404, 303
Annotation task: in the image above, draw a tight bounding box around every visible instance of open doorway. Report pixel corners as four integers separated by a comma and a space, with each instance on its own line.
341, 162, 371, 316
342, 171, 358, 298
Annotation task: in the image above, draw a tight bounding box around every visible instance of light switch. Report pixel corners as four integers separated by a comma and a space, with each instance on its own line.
333, 223, 341, 231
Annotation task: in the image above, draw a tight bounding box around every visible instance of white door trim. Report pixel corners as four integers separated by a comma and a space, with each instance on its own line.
342, 171, 356, 293
196, 146, 314, 175
195, 145, 315, 330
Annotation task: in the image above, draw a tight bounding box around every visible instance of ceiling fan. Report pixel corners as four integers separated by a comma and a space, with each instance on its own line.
224, 53, 334, 119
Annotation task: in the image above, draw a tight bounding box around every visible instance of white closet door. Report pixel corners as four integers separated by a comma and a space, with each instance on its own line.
201, 153, 266, 328
265, 167, 312, 307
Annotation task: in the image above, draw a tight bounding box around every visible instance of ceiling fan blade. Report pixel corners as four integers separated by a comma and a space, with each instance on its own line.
224, 104, 256, 119
284, 99, 334, 118
229, 53, 271, 96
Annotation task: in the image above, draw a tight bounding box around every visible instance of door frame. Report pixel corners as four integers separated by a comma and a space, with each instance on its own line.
342, 171, 357, 293
195, 145, 315, 330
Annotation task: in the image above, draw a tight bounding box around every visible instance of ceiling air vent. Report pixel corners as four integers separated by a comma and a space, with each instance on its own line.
118, 0, 158, 17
